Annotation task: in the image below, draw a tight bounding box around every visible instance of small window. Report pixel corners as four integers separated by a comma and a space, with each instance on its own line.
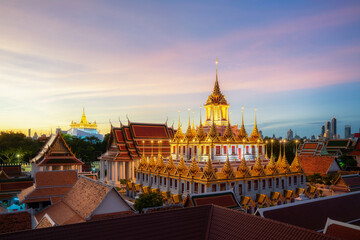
247, 181, 252, 191
232, 146, 235, 154
276, 178, 279, 188
262, 179, 266, 189
160, 177, 162, 185
246, 146, 249, 154
301, 175, 304, 184
289, 177, 292, 186
294, 176, 297, 185
220, 183, 226, 191
216, 146, 221, 155
186, 181, 190, 191
206, 146, 210, 154
175, 179, 178, 189
223, 146, 227, 155
254, 180, 258, 190
170, 178, 173, 188
268, 179, 272, 188
212, 184, 217, 192
239, 184, 243, 195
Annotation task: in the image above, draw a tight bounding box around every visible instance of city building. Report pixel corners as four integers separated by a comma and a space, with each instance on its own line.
99, 122, 174, 186
30, 132, 84, 177
345, 125, 351, 139
331, 116, 337, 139
325, 121, 331, 138
0, 205, 334, 240
321, 125, 325, 137
66, 108, 103, 141
287, 129, 294, 140
135, 62, 306, 203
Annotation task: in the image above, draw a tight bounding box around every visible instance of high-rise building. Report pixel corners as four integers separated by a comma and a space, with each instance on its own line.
28, 128, 31, 138
287, 129, 294, 140
345, 125, 351, 139
331, 116, 337, 139
325, 121, 331, 138
321, 125, 325, 137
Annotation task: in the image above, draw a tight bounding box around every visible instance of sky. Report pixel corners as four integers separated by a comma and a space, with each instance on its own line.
0, 0, 360, 138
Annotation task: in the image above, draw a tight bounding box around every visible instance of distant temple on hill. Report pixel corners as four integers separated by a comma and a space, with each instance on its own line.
100, 60, 306, 210
67, 108, 103, 141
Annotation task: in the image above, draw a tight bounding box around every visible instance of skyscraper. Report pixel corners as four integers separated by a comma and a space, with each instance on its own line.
345, 125, 351, 139
331, 116, 337, 139
325, 121, 331, 138
321, 125, 325, 137
287, 129, 294, 140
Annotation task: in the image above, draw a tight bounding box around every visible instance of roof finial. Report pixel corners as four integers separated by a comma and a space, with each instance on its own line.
199, 106, 202, 125
188, 108, 191, 128
241, 106, 244, 126
83, 107, 85, 116
254, 108, 257, 126
216, 58, 218, 77
178, 110, 181, 128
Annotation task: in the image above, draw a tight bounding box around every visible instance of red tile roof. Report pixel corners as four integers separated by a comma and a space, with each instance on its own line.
35, 171, 77, 187
298, 156, 339, 175
185, 190, 241, 209
257, 192, 360, 231
303, 143, 319, 150
0, 211, 32, 234
0, 205, 334, 240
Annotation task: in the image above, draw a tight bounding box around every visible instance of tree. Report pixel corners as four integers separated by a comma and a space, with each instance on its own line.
0, 132, 40, 164
133, 192, 164, 213
337, 155, 357, 168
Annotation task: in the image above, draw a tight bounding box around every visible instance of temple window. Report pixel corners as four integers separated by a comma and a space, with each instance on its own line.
259, 146, 263, 154
301, 175, 304, 184
146, 174, 148, 182
252, 146, 255, 154
268, 179, 272, 188
160, 177, 162, 185
262, 179, 266, 189
216, 146, 221, 155
281, 179, 285, 189
254, 180, 258, 190
247, 181, 252, 191
178, 146, 181, 154
186, 182, 190, 192
288, 177, 292, 186
223, 146, 227, 155
201, 184, 205, 193
183, 146, 186, 154
170, 178, 173, 188
239, 184, 243, 195
276, 178, 279, 188
212, 184, 217, 192
194, 146, 197, 154
246, 146, 249, 154
201, 146, 204, 154
173, 146, 175, 153
231, 182, 235, 188
164, 178, 167, 186
175, 179, 178, 189
195, 183, 199, 193
206, 146, 210, 154
154, 177, 157, 184
220, 183, 226, 191
232, 146, 235, 155
294, 176, 297, 185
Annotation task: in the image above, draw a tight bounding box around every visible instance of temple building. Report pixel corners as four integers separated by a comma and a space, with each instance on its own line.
66, 108, 103, 141
99, 122, 174, 186
30, 132, 84, 177
133, 60, 306, 208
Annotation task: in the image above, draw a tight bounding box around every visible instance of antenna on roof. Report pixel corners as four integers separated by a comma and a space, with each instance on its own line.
171, 120, 174, 129
126, 114, 130, 125
109, 119, 113, 127
165, 116, 168, 126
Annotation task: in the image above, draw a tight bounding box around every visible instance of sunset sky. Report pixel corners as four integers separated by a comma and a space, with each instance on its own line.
1, 0, 360, 138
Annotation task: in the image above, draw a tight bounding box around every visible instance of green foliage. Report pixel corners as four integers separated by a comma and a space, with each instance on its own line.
337, 155, 357, 168
306, 173, 323, 184
61, 134, 107, 163
120, 179, 130, 185
306, 173, 339, 185
0, 132, 40, 163
133, 192, 164, 213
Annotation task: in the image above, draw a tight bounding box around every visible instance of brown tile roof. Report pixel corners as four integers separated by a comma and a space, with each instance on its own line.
62, 176, 111, 219
0, 165, 21, 177
18, 171, 77, 204
298, 156, 339, 175
35, 215, 56, 229
36, 171, 78, 187
0, 211, 32, 234
303, 143, 319, 150
35, 201, 85, 225
257, 192, 360, 231
0, 205, 334, 240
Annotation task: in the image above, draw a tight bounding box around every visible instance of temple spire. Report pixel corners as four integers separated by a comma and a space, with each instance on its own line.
237, 106, 248, 140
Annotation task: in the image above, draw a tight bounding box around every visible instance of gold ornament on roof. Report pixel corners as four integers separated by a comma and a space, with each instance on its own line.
187, 155, 200, 177
175, 155, 187, 176
265, 155, 279, 175
200, 155, 217, 181
221, 154, 235, 179
250, 108, 262, 142
163, 155, 176, 174
70, 108, 98, 129
206, 116, 220, 142
195, 107, 207, 142
290, 141, 303, 173
205, 59, 228, 106
223, 112, 235, 142
237, 106, 248, 141
184, 109, 195, 142
251, 157, 265, 176
173, 110, 185, 142
237, 155, 251, 177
